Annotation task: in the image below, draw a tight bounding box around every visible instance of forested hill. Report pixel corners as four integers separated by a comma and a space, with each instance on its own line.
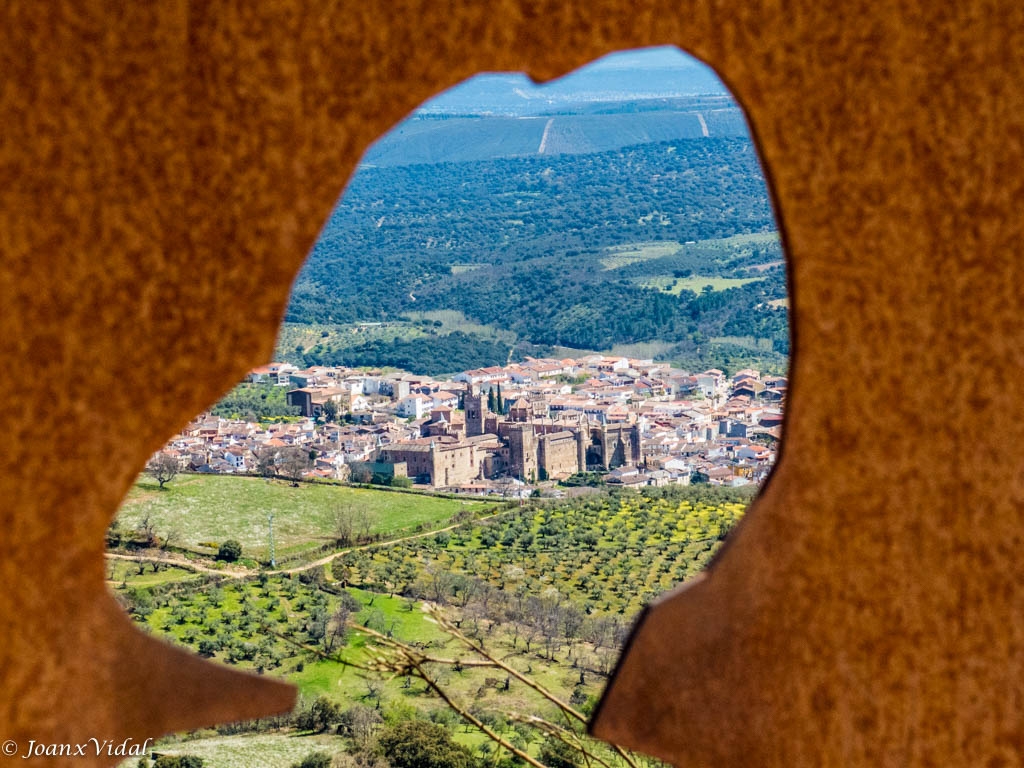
285, 134, 787, 374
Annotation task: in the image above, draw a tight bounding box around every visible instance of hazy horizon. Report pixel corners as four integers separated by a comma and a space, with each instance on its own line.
413, 46, 730, 116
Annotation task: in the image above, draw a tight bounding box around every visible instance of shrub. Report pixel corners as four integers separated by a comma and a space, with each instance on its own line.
197, 639, 219, 657
296, 696, 343, 733
338, 704, 384, 744
216, 540, 242, 562
291, 752, 332, 768
127, 589, 154, 618
375, 720, 473, 768
153, 756, 204, 768
299, 566, 325, 586
539, 736, 581, 768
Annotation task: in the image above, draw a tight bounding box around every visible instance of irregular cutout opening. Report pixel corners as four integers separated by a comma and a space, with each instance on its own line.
108, 45, 787, 766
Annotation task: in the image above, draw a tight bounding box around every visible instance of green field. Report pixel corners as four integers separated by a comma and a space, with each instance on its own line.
116, 476, 489, 558
132, 572, 603, 738
120, 733, 341, 768
119, 486, 753, 767
287, 588, 450, 699
106, 562, 203, 589
606, 340, 677, 359
709, 335, 776, 352
332, 486, 751, 617
638, 274, 764, 295
276, 312, 516, 361
400, 310, 516, 343
127, 486, 749, 685
276, 321, 431, 359
691, 231, 780, 249
599, 241, 681, 270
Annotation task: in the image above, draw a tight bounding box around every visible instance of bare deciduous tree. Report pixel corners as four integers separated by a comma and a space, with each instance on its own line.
347, 607, 642, 768
338, 704, 382, 750
146, 453, 179, 489
420, 564, 457, 606
254, 446, 278, 477
135, 513, 157, 547
279, 446, 312, 485
161, 528, 181, 551
497, 475, 518, 501
581, 615, 617, 653
334, 502, 376, 546
324, 602, 352, 653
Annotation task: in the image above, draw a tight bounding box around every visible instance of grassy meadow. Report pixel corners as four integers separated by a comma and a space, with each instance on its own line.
599, 241, 681, 270
118, 733, 341, 768
125, 486, 751, 700
638, 274, 763, 294
112, 482, 754, 768
116, 475, 490, 559
106, 562, 203, 588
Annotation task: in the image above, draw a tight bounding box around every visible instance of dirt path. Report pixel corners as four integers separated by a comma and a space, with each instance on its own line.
695, 112, 709, 137
270, 510, 503, 575
104, 550, 249, 577
105, 510, 509, 581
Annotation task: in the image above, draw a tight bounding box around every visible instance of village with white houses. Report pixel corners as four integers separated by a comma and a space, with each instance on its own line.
153, 355, 786, 496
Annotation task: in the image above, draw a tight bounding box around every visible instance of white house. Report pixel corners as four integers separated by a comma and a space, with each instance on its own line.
431, 391, 460, 409
506, 367, 534, 384
695, 370, 726, 398
736, 444, 773, 462
224, 446, 247, 470
274, 363, 299, 386
597, 357, 630, 373
452, 367, 507, 385
663, 457, 693, 473
396, 394, 433, 419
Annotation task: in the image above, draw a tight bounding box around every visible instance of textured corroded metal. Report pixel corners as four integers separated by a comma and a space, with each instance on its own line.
2, 1, 1023, 765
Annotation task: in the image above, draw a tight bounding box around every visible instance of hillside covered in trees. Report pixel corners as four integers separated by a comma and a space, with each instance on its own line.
285, 130, 787, 373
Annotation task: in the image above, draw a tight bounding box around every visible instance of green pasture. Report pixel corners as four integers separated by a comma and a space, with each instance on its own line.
138, 573, 601, 727
401, 310, 516, 343
709, 335, 776, 352
124, 733, 341, 768
638, 275, 763, 295
121, 487, 755, 767
606, 340, 677, 359
276, 322, 430, 357
599, 241, 681, 270
116, 475, 488, 558
692, 232, 780, 250
105, 562, 202, 589
333, 487, 752, 620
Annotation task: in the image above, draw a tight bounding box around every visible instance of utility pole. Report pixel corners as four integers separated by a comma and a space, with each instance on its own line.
267, 512, 276, 568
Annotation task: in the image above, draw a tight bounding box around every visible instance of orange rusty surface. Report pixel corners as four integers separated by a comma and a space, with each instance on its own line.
2, 2, 1023, 765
